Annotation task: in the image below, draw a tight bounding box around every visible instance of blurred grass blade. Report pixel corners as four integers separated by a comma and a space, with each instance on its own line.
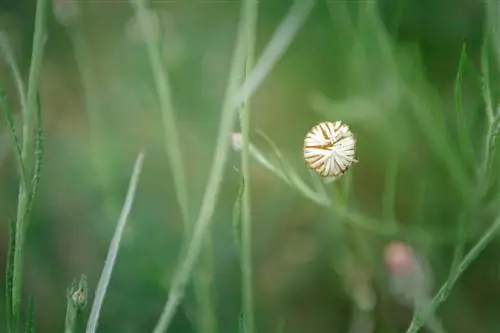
11, 0, 48, 329
234, 0, 316, 107
232, 176, 245, 252
254, 129, 294, 185
6, 218, 16, 333
65, 275, 88, 333
129, 0, 190, 227
153, 1, 317, 332
406, 214, 500, 332
24, 296, 35, 333
0, 86, 27, 188
85, 152, 145, 333
454, 43, 475, 165
239, 0, 259, 330
276, 319, 285, 333
0, 32, 27, 113
479, 38, 500, 185
152, 0, 249, 328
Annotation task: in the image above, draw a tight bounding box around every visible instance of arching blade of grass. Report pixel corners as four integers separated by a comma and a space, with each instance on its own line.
85, 152, 145, 333
152, 1, 316, 332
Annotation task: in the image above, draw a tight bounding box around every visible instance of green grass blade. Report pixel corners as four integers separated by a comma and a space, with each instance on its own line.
85, 152, 145, 333
6, 217, 16, 333
454, 43, 475, 165
0, 86, 27, 188
406, 214, 500, 332
232, 176, 245, 253
24, 296, 35, 333
152, 2, 316, 331
0, 33, 27, 114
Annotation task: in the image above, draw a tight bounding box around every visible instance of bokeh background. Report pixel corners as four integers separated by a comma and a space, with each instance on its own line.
0, 0, 499, 332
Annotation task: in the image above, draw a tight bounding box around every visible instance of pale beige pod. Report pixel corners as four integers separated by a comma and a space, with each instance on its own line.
303, 121, 357, 181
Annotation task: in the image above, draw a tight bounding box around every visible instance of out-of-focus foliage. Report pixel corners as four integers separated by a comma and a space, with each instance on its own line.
1, 0, 499, 332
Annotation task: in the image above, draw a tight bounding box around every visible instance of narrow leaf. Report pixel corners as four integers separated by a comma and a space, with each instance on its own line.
232, 176, 245, 253
85, 152, 145, 333
6, 217, 16, 333
24, 296, 35, 333
454, 42, 475, 164
25, 91, 44, 227
0, 86, 27, 187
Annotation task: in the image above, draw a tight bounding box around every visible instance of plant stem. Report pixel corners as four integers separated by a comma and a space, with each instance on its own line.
11, 0, 47, 328
152, 1, 315, 331
128, 2, 217, 332
86, 152, 145, 333
406, 214, 500, 333
0, 34, 26, 114
240, 0, 258, 332
130, 0, 189, 227
151, 6, 248, 329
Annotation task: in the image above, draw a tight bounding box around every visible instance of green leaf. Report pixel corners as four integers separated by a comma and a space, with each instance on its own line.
24, 296, 35, 333
0, 86, 27, 188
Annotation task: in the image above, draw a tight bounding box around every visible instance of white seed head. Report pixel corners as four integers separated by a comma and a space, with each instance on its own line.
303, 121, 357, 180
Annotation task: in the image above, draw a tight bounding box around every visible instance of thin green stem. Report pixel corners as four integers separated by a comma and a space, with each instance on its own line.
86, 152, 145, 333
406, 214, 500, 333
130, 0, 189, 226
69, 26, 114, 203
0, 34, 26, 115
240, 0, 258, 332
152, 2, 248, 330
454, 43, 475, 164
11, 0, 47, 328
152, 1, 315, 331
128, 2, 218, 332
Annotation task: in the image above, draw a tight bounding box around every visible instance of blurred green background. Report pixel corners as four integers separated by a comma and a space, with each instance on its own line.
1, 0, 500, 332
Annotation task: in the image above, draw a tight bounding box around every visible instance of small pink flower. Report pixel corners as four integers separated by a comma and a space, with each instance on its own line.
230, 132, 242, 151
384, 241, 432, 306
384, 241, 415, 272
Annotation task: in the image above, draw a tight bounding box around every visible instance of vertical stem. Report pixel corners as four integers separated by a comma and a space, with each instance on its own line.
240, 0, 259, 332
128, 1, 216, 332
69, 24, 118, 226
11, 0, 47, 328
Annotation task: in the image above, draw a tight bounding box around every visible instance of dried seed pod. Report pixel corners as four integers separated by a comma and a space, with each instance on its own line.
303, 121, 357, 180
